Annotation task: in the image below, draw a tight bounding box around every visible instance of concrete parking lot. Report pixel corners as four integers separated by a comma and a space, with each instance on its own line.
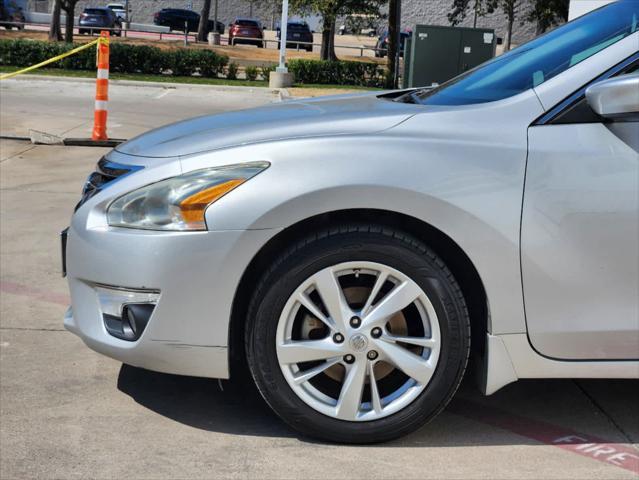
1, 78, 638, 479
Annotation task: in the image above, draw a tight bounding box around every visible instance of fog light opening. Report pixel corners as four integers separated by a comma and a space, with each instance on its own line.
96, 285, 159, 342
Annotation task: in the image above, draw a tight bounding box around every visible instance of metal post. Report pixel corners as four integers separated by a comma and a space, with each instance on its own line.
124, 0, 129, 23
184, 21, 188, 46
277, 0, 289, 73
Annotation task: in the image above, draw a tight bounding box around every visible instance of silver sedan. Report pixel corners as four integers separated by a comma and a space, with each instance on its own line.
63, 1, 639, 443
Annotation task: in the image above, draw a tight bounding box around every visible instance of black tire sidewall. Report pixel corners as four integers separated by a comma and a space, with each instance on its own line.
246, 229, 469, 443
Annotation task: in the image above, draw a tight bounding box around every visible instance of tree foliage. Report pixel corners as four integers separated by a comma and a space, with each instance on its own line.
448, 0, 568, 44
290, 0, 386, 60
448, 0, 494, 27
524, 0, 569, 33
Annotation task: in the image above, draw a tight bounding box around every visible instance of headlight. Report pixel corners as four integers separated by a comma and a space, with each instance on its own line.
107, 162, 269, 231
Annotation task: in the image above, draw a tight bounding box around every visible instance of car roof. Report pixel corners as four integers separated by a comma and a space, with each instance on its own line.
234, 17, 260, 22
84, 7, 110, 12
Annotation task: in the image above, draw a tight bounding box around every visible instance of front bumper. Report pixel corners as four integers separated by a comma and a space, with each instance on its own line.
64, 222, 276, 379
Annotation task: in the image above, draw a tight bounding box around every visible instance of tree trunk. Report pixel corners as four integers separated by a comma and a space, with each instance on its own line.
49, 0, 62, 41
197, 0, 211, 42
328, 20, 337, 61
63, 3, 75, 43
386, 0, 398, 88
320, 15, 337, 61
505, 12, 513, 50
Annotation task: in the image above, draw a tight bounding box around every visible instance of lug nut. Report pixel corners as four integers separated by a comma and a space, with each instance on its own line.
349, 316, 361, 328
367, 350, 378, 360
333, 333, 344, 343
371, 327, 382, 338
344, 354, 355, 364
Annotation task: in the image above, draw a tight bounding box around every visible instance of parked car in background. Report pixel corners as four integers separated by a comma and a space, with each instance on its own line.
63, 1, 639, 444
153, 8, 224, 34
375, 30, 411, 57
228, 18, 264, 47
0, 2, 24, 30
106, 3, 128, 22
79, 7, 121, 36
277, 21, 313, 52
338, 14, 378, 36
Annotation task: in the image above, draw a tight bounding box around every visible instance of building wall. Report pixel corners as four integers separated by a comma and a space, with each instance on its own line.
399, 0, 538, 45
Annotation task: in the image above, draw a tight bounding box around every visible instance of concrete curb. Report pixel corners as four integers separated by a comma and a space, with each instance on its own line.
3, 74, 284, 95
278, 88, 292, 101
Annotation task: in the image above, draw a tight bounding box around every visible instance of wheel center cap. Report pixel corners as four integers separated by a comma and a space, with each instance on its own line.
349, 333, 368, 352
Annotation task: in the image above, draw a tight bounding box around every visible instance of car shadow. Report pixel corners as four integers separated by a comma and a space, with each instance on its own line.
117, 364, 638, 446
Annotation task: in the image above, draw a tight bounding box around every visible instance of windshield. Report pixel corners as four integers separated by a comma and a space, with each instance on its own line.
408, 0, 639, 106
288, 23, 310, 32
236, 20, 259, 27
84, 8, 108, 15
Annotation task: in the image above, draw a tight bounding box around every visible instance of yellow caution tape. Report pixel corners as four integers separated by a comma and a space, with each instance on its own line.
0, 37, 108, 81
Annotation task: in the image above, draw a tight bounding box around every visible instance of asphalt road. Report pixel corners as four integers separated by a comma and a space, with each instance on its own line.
0, 77, 280, 140
0, 78, 638, 479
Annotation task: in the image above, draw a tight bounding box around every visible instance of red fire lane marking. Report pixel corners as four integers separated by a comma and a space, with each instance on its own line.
0, 281, 70, 307
450, 399, 639, 474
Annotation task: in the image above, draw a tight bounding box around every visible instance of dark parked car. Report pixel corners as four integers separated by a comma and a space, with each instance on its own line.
153, 8, 224, 34
0, 2, 25, 30
375, 30, 411, 58
228, 18, 264, 47
277, 21, 313, 52
79, 7, 121, 36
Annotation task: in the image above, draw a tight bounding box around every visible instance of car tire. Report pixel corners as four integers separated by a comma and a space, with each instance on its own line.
245, 224, 470, 443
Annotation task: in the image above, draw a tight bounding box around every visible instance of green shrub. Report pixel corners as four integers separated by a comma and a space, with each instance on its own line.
198, 50, 228, 78
259, 64, 276, 81
245, 65, 258, 81
226, 62, 239, 80
288, 59, 384, 87
0, 39, 228, 79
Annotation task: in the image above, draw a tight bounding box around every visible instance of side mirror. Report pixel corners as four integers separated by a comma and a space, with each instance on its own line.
586, 74, 639, 121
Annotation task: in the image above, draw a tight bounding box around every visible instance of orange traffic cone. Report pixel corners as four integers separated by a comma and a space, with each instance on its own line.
92, 31, 110, 141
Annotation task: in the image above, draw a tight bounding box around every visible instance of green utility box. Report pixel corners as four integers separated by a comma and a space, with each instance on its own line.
403, 25, 496, 88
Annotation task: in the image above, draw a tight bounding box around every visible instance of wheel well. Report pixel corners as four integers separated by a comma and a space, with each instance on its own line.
228, 209, 488, 380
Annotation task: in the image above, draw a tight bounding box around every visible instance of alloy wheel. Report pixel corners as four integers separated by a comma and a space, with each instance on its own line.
276, 261, 441, 422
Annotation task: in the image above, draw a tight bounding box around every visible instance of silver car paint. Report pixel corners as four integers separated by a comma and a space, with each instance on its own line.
65, 31, 639, 389
115, 94, 419, 158
523, 122, 639, 360
586, 73, 639, 117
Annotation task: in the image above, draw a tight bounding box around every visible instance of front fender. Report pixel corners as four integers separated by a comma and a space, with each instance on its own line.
183, 132, 528, 337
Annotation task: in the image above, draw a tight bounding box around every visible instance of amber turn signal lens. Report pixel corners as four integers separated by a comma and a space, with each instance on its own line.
178, 179, 245, 223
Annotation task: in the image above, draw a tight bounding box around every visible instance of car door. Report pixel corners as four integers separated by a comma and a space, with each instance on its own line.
521, 56, 639, 360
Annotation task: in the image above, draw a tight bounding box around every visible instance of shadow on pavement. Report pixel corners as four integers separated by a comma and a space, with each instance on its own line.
117, 364, 639, 446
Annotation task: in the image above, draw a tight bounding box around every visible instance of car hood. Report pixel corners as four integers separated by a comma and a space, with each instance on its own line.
115, 93, 417, 158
